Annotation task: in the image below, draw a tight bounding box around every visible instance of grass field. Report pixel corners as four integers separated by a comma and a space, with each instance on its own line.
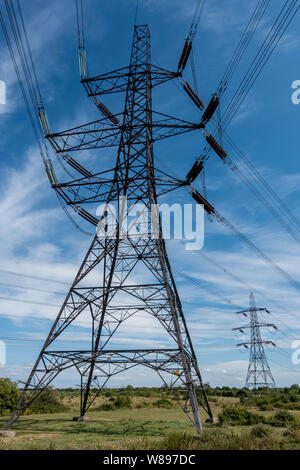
1, 393, 300, 450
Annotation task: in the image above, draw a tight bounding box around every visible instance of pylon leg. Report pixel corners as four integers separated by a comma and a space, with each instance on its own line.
7, 24, 213, 435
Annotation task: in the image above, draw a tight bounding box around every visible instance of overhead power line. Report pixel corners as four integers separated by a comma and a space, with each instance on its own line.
0, 281, 65, 295
173, 267, 243, 308
215, 211, 300, 293
223, 133, 300, 235
0, 268, 70, 285
218, 0, 270, 95
195, 250, 300, 342
222, 0, 300, 129
0, 295, 59, 307
194, 2, 300, 245
175, 2, 300, 250
221, 145, 300, 246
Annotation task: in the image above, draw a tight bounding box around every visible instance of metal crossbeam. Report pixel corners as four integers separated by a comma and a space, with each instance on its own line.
47, 113, 202, 153
82, 65, 180, 96
7, 24, 212, 434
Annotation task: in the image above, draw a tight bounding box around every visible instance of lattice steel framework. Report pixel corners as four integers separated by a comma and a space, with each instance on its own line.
234, 293, 276, 389
7, 25, 213, 433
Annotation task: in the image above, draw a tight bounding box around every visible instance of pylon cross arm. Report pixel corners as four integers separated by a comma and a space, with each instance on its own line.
82, 65, 179, 97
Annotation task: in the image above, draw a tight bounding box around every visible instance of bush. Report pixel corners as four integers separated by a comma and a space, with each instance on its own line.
27, 388, 67, 414
97, 402, 115, 411
218, 407, 265, 426
153, 399, 173, 409
282, 428, 300, 442
267, 411, 297, 428
114, 395, 132, 409
250, 424, 273, 439
236, 389, 249, 399
256, 399, 274, 411
222, 390, 235, 397
0, 378, 19, 415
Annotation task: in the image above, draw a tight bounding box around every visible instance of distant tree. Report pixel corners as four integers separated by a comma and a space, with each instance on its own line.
0, 378, 19, 415
222, 390, 235, 397
236, 389, 248, 399
28, 387, 66, 414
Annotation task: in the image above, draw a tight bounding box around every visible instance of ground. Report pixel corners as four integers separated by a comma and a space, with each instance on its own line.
0, 393, 300, 450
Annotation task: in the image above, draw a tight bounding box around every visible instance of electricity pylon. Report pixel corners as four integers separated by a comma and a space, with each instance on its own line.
233, 292, 276, 389
7, 25, 213, 433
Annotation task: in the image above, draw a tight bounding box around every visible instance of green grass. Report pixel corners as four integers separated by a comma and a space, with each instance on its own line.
0, 395, 300, 450
0, 409, 196, 450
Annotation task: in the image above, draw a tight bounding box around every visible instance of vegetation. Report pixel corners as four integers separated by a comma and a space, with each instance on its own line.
218, 407, 265, 426
27, 388, 67, 415
97, 394, 132, 411
218, 406, 298, 428
239, 385, 300, 411
0, 378, 19, 416
0, 382, 299, 450
268, 411, 297, 428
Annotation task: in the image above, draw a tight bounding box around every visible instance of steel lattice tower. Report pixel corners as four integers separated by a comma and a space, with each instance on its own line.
7, 25, 213, 433
234, 293, 276, 389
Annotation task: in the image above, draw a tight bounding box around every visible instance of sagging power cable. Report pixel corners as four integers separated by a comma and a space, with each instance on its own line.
189, 2, 300, 246
172, 267, 243, 308
222, 0, 300, 129
218, 0, 270, 95
215, 211, 300, 293
185, 185, 300, 295
177, 0, 206, 73
1, 1, 96, 231
195, 250, 300, 342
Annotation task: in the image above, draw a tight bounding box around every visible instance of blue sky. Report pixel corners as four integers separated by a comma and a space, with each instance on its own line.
0, 0, 299, 389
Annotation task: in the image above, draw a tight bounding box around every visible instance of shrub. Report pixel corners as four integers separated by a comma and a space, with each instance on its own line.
27, 388, 67, 414
98, 402, 115, 411
218, 407, 265, 426
282, 428, 300, 442
236, 389, 248, 399
267, 411, 297, 428
114, 395, 132, 409
153, 399, 173, 409
250, 424, 273, 439
289, 394, 298, 403
291, 384, 300, 391
256, 400, 274, 411
135, 401, 153, 409
222, 390, 235, 397
0, 378, 19, 415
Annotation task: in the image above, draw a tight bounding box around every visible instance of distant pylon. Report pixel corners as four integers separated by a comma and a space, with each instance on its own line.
233, 293, 276, 389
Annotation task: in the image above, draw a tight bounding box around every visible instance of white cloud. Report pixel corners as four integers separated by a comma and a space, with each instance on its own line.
0, 0, 299, 391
